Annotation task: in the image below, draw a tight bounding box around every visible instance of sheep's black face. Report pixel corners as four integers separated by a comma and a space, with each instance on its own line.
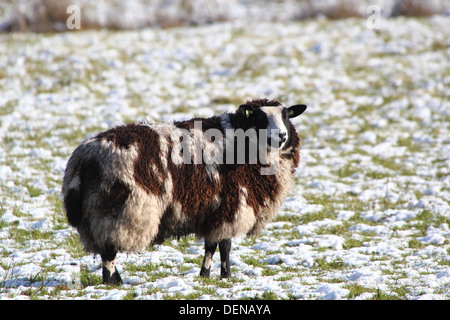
238, 103, 307, 149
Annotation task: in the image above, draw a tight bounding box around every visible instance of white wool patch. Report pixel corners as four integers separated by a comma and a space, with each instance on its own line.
67, 175, 80, 190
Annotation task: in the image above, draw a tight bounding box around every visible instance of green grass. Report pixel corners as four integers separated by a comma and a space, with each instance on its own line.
79, 265, 102, 287
312, 257, 346, 272
9, 227, 53, 244
61, 233, 85, 259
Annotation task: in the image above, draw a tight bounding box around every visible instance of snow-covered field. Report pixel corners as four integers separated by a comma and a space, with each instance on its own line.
0, 16, 449, 300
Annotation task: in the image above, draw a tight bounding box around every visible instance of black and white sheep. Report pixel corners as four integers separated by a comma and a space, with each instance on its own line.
62, 98, 307, 284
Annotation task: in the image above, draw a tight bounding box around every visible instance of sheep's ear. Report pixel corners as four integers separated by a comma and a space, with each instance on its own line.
238, 104, 254, 118
288, 104, 307, 118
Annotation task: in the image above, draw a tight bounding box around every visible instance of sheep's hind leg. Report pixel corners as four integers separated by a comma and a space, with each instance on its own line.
100, 244, 123, 285
219, 239, 231, 278
200, 240, 218, 277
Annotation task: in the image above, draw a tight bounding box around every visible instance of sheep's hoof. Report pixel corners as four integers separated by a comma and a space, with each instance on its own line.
199, 268, 210, 278
220, 272, 231, 279
102, 267, 123, 285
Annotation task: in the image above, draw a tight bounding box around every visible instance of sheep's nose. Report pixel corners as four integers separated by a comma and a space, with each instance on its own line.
279, 132, 287, 143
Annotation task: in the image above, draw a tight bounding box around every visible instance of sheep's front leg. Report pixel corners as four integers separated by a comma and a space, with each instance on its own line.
101, 244, 123, 285
200, 240, 218, 277
219, 239, 231, 278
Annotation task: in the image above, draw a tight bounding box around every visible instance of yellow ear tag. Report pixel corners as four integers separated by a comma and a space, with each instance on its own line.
246, 110, 253, 118
289, 109, 295, 116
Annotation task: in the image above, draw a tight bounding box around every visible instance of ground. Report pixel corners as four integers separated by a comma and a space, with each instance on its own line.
0, 16, 449, 300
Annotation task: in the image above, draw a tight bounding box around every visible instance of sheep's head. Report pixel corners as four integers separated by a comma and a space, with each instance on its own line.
237, 99, 307, 149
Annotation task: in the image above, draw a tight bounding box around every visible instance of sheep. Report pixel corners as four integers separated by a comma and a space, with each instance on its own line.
61, 98, 307, 284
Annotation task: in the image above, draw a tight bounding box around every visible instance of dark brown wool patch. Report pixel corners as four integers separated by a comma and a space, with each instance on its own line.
79, 159, 130, 218
168, 160, 221, 219
80, 158, 102, 199
64, 188, 83, 227
154, 206, 175, 244
155, 206, 200, 244
99, 180, 131, 216
95, 123, 164, 195
199, 185, 239, 236
239, 164, 279, 213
